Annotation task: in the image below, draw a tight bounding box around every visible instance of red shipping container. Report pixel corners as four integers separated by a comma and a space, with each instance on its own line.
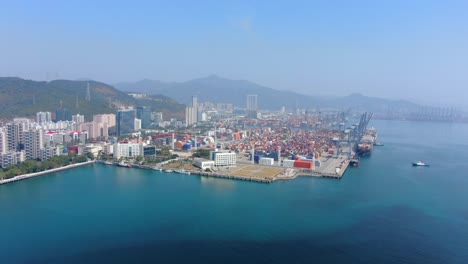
294, 160, 313, 169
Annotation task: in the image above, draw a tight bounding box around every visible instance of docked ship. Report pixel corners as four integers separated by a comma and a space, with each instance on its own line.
349, 155, 360, 167
117, 161, 132, 168
357, 128, 377, 156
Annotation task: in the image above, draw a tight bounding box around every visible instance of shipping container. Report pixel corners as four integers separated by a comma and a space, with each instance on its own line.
294, 160, 313, 169
254, 155, 265, 164
259, 157, 274, 166
182, 143, 192, 150
283, 159, 296, 168
175, 141, 184, 149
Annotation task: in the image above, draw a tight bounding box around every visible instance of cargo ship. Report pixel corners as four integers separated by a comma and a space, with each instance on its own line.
357, 128, 377, 156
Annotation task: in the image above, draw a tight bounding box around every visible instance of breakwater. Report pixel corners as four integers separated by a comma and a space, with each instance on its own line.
0, 160, 95, 185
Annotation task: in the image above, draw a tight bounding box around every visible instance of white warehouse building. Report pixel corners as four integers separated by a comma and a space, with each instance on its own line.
193, 158, 215, 170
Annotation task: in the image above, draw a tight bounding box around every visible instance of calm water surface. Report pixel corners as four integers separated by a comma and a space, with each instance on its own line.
1, 120, 467, 263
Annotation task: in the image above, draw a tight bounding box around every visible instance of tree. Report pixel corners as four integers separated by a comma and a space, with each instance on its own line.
135, 156, 143, 162
75, 156, 88, 163
86, 152, 95, 160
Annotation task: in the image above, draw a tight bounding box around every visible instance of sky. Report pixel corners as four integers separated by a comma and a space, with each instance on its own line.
1, 0, 468, 107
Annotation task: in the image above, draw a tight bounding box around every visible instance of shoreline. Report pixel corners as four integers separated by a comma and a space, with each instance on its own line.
0, 160, 95, 185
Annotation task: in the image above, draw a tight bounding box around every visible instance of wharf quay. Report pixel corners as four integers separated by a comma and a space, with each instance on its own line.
190, 170, 274, 183
297, 156, 350, 179
0, 160, 95, 185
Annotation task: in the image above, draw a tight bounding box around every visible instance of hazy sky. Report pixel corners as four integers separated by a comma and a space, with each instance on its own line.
1, 1, 468, 107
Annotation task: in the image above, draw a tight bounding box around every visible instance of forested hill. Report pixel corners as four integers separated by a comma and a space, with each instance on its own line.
0, 77, 185, 121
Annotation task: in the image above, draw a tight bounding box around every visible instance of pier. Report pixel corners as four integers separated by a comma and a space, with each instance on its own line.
0, 160, 96, 185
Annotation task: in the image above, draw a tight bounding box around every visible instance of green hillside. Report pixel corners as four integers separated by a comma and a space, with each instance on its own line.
0, 77, 185, 121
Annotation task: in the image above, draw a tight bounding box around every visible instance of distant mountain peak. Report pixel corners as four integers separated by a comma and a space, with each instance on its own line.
206, 74, 221, 79
348, 93, 364, 97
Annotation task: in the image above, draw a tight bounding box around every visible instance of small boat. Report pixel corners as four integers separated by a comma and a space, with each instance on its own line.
350, 158, 360, 167
412, 161, 429, 167
163, 169, 173, 173
349, 155, 360, 167
117, 161, 132, 168
104, 161, 113, 165
374, 142, 384, 146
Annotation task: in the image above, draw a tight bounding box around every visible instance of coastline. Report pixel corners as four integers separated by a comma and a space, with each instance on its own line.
0, 160, 95, 185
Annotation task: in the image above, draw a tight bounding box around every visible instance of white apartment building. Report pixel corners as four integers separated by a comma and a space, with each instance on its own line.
0, 151, 25, 168
134, 118, 142, 130
72, 114, 85, 124
36, 112, 52, 124
0, 129, 6, 154
39, 147, 60, 161
24, 130, 44, 160
93, 114, 116, 127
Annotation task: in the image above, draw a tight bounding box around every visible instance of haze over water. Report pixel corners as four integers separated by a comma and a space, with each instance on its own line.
1, 120, 468, 263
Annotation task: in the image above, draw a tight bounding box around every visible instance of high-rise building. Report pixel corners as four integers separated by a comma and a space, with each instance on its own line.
36, 112, 52, 124
78, 122, 109, 139
55, 108, 72, 122
6, 121, 27, 151
93, 114, 116, 127
192, 96, 198, 123
134, 118, 142, 130
72, 114, 85, 124
246, 95, 258, 110
136, 106, 152, 129
0, 129, 6, 154
246, 95, 259, 119
85, 82, 91, 101
185, 96, 199, 126
116, 109, 136, 136
153, 112, 163, 123
24, 129, 43, 160
185, 107, 194, 126
0, 151, 25, 168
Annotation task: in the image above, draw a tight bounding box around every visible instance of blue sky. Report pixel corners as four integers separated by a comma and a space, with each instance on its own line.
1, 0, 468, 106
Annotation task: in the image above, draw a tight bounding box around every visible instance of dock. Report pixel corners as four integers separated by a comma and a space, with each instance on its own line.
0, 160, 96, 185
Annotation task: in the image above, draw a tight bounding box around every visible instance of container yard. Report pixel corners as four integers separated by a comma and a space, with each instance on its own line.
143, 112, 375, 183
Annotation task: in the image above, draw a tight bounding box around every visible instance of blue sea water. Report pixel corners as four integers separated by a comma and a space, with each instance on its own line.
1, 120, 468, 263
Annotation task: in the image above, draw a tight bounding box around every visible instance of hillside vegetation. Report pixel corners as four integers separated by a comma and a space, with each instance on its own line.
0, 77, 185, 121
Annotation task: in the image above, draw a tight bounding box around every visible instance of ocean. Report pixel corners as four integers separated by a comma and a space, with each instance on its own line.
1, 120, 467, 263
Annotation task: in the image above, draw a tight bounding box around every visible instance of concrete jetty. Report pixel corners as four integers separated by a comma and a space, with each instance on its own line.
0, 160, 96, 185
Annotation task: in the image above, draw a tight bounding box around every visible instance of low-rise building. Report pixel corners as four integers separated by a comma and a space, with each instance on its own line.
193, 158, 215, 170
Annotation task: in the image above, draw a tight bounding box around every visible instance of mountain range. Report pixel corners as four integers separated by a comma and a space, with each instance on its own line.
115, 75, 420, 113
0, 77, 185, 121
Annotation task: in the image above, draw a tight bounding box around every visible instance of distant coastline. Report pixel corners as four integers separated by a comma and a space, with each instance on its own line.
0, 160, 95, 185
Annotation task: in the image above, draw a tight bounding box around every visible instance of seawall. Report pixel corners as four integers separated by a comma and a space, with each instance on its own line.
0, 160, 95, 185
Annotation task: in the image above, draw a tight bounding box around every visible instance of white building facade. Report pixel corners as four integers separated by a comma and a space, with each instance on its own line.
210, 151, 237, 167
114, 142, 144, 159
